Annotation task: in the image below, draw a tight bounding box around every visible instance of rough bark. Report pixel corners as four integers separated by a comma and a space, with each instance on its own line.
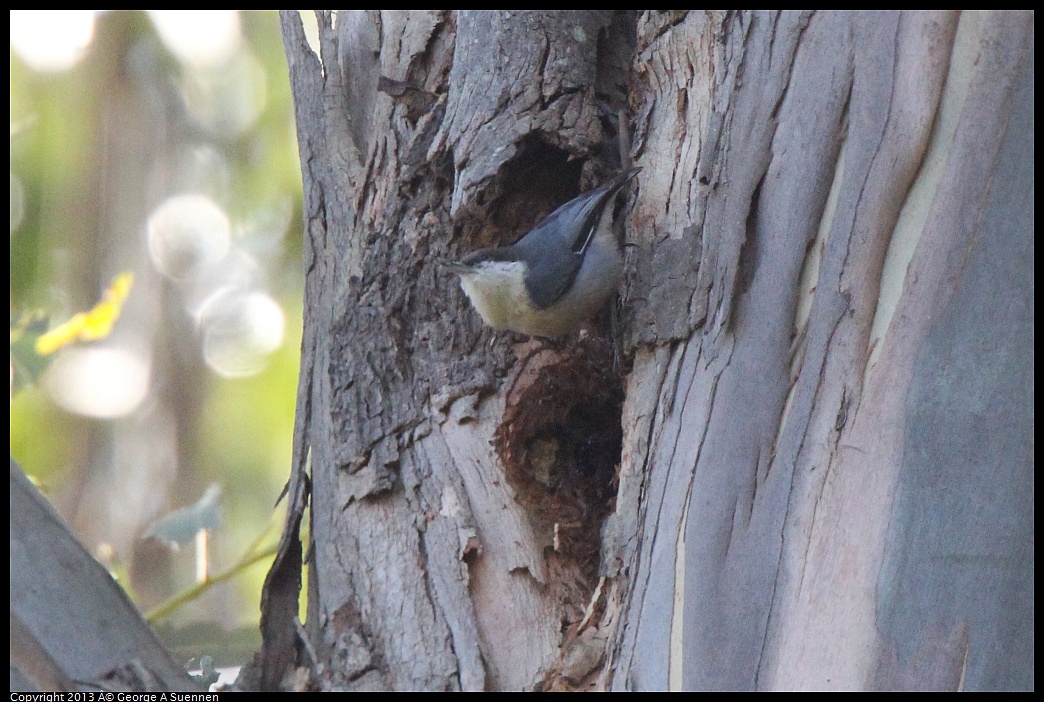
257, 10, 636, 691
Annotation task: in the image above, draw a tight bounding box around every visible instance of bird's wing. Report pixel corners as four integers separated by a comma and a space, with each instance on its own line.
515, 168, 639, 309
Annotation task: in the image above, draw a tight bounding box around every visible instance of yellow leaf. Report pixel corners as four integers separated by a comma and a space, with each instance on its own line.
35, 273, 134, 355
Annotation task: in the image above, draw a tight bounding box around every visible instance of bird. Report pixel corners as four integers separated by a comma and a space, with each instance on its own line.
440, 167, 640, 338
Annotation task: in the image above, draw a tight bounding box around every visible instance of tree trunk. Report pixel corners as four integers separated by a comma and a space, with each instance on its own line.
254, 10, 1033, 691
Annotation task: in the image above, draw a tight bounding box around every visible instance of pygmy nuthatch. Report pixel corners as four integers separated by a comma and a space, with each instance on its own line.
440, 167, 640, 337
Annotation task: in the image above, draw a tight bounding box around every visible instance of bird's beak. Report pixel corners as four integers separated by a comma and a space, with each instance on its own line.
436, 257, 472, 275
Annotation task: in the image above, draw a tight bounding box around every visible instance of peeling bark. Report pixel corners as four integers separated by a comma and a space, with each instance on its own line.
608, 10, 1032, 692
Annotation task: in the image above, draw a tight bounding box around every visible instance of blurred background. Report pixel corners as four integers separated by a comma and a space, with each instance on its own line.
10, 11, 309, 668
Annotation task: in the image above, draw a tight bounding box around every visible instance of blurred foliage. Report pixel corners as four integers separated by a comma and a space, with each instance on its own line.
144, 482, 222, 548
189, 655, 221, 692
10, 309, 52, 392
10, 11, 305, 666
